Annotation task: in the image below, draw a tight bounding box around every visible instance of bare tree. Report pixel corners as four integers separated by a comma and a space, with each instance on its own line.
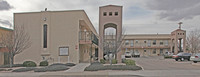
103, 28, 126, 65
187, 28, 200, 54
1, 25, 31, 67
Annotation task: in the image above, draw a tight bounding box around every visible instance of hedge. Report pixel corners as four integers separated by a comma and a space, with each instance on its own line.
12, 67, 36, 72
124, 59, 136, 65
39, 61, 48, 66
23, 61, 37, 67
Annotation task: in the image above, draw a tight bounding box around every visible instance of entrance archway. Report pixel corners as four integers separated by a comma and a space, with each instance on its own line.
99, 5, 123, 62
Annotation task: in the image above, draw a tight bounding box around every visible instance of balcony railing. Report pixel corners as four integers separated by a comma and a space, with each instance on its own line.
123, 43, 170, 49
79, 31, 98, 45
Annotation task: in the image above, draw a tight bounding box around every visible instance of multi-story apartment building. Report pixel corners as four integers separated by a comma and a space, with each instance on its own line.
122, 34, 171, 56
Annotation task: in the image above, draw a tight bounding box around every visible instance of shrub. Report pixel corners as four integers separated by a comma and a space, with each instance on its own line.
12, 67, 36, 72
50, 63, 66, 66
164, 56, 172, 59
66, 63, 76, 66
50, 63, 75, 67
125, 59, 135, 65
0, 64, 23, 68
23, 61, 37, 67
112, 59, 117, 64
84, 62, 104, 71
39, 61, 48, 66
100, 59, 106, 64
104, 65, 142, 70
34, 65, 69, 72
0, 69, 6, 71
84, 64, 142, 71
122, 58, 126, 63
0, 69, 12, 71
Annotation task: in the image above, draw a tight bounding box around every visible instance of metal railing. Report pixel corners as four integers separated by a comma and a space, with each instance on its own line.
79, 31, 98, 45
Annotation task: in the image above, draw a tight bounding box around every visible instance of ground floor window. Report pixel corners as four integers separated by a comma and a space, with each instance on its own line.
153, 49, 156, 54
59, 47, 69, 56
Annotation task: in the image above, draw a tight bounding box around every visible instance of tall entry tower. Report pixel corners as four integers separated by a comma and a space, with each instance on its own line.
98, 5, 123, 60
171, 22, 186, 54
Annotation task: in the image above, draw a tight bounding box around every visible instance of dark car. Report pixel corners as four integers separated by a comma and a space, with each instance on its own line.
172, 52, 191, 61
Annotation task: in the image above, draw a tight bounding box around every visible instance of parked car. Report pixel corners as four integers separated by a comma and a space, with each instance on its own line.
132, 51, 140, 57
172, 52, 191, 61
190, 53, 200, 63
125, 51, 132, 58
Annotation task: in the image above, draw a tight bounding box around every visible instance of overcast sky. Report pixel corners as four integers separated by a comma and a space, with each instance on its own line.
0, 0, 200, 34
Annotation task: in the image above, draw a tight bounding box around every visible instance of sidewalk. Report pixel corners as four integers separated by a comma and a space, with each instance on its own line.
65, 63, 90, 72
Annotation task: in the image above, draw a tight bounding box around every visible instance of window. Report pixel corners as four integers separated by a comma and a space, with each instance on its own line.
43, 24, 47, 48
160, 41, 163, 45
160, 49, 163, 54
144, 49, 146, 52
125, 40, 129, 45
130, 40, 134, 47
144, 40, 147, 43
109, 12, 112, 16
135, 40, 138, 43
115, 12, 118, 16
148, 40, 151, 47
59, 47, 69, 56
153, 49, 156, 54
165, 40, 168, 46
153, 40, 156, 45
103, 12, 107, 16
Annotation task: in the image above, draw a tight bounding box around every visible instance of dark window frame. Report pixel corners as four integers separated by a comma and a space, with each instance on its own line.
103, 12, 107, 16
109, 12, 112, 16
115, 12, 118, 16
43, 24, 47, 48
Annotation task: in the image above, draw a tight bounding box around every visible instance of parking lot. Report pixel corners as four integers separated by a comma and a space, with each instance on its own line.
132, 56, 200, 70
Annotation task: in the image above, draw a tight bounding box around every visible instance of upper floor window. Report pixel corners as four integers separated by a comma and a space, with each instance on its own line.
130, 40, 134, 47
144, 40, 147, 43
115, 12, 118, 16
135, 40, 138, 43
125, 40, 129, 45
103, 12, 107, 16
160, 41, 163, 45
153, 40, 156, 45
43, 24, 47, 48
109, 12, 112, 16
165, 40, 168, 46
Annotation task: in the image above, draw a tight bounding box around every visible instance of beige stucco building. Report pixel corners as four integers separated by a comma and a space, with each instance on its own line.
14, 10, 98, 64
122, 34, 171, 56
0, 27, 13, 65
13, 5, 186, 64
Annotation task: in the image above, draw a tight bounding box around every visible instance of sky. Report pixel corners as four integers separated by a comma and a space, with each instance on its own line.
0, 0, 200, 34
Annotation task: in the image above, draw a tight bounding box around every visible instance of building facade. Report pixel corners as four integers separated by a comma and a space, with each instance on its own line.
122, 34, 171, 56
0, 27, 12, 65
14, 10, 98, 64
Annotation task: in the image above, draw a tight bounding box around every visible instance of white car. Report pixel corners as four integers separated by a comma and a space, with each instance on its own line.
125, 52, 132, 58
190, 53, 200, 63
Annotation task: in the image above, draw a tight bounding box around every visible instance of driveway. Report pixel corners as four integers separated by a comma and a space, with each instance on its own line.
132, 56, 200, 70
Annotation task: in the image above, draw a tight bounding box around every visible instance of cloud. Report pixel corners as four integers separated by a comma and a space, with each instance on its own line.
0, 0, 13, 11
145, 0, 200, 21
0, 19, 12, 26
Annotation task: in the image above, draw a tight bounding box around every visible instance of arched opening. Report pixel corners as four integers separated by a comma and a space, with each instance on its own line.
103, 23, 117, 59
